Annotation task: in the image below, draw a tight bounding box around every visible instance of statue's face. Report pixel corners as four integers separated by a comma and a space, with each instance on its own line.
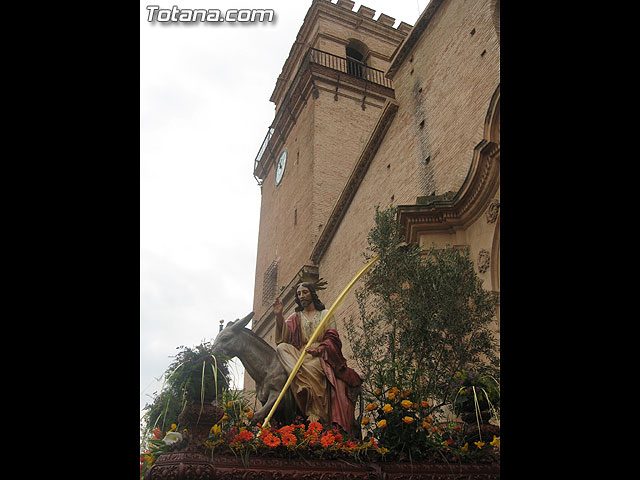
296, 285, 312, 308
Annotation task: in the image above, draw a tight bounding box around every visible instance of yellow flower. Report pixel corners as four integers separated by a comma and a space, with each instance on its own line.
377, 419, 387, 428
361, 417, 370, 425
402, 416, 414, 424
461, 442, 469, 452
401, 399, 413, 409
382, 404, 393, 413
227, 401, 234, 408
474, 441, 485, 449
167, 424, 177, 434
388, 387, 399, 400
210, 424, 222, 436
490, 435, 500, 448
365, 403, 378, 411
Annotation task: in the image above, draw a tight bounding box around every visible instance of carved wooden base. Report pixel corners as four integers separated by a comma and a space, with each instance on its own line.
146, 454, 499, 479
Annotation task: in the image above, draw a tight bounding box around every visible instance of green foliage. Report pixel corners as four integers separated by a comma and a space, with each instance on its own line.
450, 370, 500, 417
345, 206, 500, 435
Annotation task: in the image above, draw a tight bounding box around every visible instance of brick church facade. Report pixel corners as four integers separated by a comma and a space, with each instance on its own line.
246, 0, 500, 393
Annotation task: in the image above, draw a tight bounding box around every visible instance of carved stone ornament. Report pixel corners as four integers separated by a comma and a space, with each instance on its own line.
478, 249, 491, 273
485, 199, 500, 223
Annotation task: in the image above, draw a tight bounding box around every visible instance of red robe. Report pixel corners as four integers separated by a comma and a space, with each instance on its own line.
283, 313, 362, 434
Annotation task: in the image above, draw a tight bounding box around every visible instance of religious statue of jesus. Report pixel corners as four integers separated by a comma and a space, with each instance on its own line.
272, 282, 361, 435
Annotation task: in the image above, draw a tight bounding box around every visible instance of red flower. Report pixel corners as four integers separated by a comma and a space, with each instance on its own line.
278, 425, 295, 435
261, 431, 281, 448
307, 422, 323, 435
281, 432, 297, 447
320, 432, 336, 447
231, 430, 254, 443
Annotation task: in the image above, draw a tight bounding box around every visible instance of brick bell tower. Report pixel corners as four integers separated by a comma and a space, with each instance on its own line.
246, 0, 411, 391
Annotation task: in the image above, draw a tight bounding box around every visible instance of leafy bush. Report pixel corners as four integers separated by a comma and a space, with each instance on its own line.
345, 206, 500, 442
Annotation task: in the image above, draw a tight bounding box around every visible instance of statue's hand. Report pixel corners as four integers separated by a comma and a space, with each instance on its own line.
273, 297, 283, 316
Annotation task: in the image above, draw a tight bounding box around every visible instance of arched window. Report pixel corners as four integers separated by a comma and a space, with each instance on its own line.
345, 39, 369, 78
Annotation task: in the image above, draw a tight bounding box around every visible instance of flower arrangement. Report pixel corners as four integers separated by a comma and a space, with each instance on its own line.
140, 424, 189, 478
202, 386, 499, 465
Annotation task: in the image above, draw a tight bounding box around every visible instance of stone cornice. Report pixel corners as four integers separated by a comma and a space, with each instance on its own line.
387, 0, 445, 79
310, 99, 399, 264
397, 140, 500, 243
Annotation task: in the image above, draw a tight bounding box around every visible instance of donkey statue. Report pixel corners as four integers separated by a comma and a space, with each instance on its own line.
211, 311, 299, 425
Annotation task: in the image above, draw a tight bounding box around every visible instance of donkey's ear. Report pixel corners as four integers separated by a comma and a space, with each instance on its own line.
231, 311, 254, 330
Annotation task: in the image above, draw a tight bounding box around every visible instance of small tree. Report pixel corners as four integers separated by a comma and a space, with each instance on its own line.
345, 206, 499, 421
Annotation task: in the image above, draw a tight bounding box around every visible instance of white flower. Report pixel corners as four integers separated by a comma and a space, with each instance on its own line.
162, 432, 183, 445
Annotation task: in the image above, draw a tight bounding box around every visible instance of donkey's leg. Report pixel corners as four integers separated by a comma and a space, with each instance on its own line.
253, 389, 279, 423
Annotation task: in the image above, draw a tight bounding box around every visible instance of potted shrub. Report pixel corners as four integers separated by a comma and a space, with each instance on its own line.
450, 370, 499, 424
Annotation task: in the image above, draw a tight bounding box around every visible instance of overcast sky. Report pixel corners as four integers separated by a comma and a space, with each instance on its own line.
140, 0, 426, 419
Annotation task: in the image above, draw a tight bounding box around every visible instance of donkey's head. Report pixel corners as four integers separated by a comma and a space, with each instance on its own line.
211, 311, 254, 359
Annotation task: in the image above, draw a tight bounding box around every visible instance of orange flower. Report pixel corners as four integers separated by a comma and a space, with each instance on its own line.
361, 417, 370, 425
401, 389, 412, 399
365, 403, 378, 411
246, 411, 254, 420
421, 400, 430, 408
281, 432, 297, 447
374, 388, 382, 395
422, 421, 431, 429
231, 430, 254, 443
261, 431, 281, 448
307, 422, 323, 435
402, 416, 414, 424
382, 404, 393, 413
388, 391, 397, 400
377, 419, 387, 428
320, 432, 336, 447
401, 400, 413, 409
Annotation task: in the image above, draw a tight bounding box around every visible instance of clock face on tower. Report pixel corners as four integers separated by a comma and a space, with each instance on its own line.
275, 149, 287, 186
